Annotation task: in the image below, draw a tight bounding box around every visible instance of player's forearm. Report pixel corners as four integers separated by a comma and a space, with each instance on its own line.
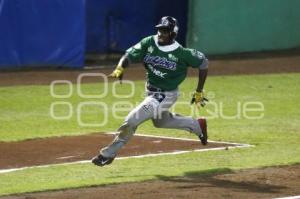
196, 68, 208, 92
117, 54, 130, 68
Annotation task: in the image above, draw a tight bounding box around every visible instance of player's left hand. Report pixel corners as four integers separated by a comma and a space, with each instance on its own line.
191, 91, 208, 107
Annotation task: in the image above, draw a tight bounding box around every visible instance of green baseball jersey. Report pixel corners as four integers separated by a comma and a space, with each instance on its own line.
126, 35, 208, 91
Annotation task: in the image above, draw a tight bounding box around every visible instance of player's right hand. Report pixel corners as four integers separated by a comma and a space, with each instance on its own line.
109, 65, 124, 78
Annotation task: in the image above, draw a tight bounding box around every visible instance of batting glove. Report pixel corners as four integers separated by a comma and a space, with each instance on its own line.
109, 65, 124, 78
191, 91, 208, 107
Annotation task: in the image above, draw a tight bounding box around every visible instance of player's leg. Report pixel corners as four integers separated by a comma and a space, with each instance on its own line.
94, 95, 160, 165
152, 111, 201, 134
152, 91, 207, 144
153, 111, 207, 145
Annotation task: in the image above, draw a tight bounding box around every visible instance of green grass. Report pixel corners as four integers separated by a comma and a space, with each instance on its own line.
0, 73, 300, 196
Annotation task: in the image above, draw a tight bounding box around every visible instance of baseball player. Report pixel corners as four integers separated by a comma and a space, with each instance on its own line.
92, 16, 209, 166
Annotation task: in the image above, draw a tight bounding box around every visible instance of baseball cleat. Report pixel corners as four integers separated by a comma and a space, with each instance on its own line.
198, 118, 208, 145
92, 154, 115, 167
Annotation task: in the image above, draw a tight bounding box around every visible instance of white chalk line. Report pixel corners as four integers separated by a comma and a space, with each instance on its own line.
106, 132, 254, 147
273, 196, 300, 199
0, 133, 253, 174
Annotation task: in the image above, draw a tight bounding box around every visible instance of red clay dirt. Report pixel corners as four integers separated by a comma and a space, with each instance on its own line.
0, 133, 235, 170
0, 52, 300, 86
0, 52, 300, 198
1, 165, 300, 199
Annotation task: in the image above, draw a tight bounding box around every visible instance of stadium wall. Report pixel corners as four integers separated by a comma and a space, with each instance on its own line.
187, 0, 300, 54
85, 0, 188, 53
0, 0, 85, 69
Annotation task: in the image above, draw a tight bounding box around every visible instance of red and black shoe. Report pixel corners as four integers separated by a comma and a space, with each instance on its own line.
198, 118, 208, 145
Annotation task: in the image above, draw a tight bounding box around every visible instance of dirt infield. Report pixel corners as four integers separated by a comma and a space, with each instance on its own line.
0, 133, 237, 170
2, 164, 300, 199
0, 133, 299, 199
0, 52, 300, 86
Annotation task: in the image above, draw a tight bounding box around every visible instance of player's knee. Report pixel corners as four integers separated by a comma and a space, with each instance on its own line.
124, 117, 139, 129
152, 119, 165, 128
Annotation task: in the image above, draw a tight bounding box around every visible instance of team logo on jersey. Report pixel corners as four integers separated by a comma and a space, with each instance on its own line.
133, 43, 142, 50
147, 46, 154, 53
191, 49, 204, 59
168, 54, 178, 62
126, 43, 142, 53
144, 55, 176, 71
148, 65, 167, 78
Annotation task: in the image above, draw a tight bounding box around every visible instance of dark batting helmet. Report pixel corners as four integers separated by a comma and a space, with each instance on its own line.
155, 16, 179, 40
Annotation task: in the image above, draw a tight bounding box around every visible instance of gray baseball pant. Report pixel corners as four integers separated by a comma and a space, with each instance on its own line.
100, 89, 203, 158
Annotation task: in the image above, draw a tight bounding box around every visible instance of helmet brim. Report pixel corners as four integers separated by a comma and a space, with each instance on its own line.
155, 24, 170, 29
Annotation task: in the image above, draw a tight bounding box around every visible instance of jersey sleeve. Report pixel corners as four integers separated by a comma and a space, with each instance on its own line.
125, 36, 151, 63
184, 48, 208, 69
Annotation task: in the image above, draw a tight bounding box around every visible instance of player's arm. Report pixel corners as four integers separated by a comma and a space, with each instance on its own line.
117, 54, 130, 68
109, 36, 150, 79
196, 59, 208, 92
191, 53, 209, 106
108, 54, 129, 79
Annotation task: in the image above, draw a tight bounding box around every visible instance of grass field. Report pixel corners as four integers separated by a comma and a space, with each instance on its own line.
0, 73, 300, 196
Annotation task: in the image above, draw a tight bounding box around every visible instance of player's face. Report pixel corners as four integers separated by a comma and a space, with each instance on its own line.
157, 28, 172, 45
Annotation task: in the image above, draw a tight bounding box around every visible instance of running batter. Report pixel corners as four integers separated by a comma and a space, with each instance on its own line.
92, 16, 209, 166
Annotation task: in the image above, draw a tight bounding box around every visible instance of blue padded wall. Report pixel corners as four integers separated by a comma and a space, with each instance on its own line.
85, 0, 188, 53
0, 0, 85, 69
